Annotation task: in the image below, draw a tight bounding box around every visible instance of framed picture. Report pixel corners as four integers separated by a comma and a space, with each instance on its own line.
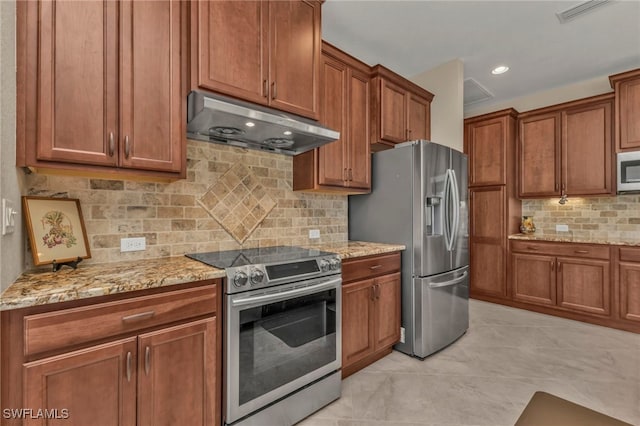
22, 196, 91, 266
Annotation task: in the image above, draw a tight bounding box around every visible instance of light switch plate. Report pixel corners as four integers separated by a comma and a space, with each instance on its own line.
2, 199, 17, 235
309, 229, 320, 239
120, 237, 146, 252
556, 224, 569, 232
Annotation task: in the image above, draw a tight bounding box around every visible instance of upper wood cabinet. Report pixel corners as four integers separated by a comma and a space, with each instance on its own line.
465, 109, 518, 187
17, 0, 186, 179
610, 68, 640, 151
190, 0, 321, 120
518, 94, 613, 198
370, 65, 434, 151
293, 42, 371, 193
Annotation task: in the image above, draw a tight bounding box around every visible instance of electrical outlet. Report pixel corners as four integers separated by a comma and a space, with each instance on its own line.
400, 327, 405, 344
556, 224, 569, 232
120, 237, 146, 252
309, 229, 320, 239
2, 199, 17, 236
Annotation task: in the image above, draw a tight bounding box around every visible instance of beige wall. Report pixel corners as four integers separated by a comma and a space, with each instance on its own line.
522, 196, 640, 241
464, 74, 614, 118
411, 59, 464, 152
24, 141, 348, 268
0, 0, 25, 293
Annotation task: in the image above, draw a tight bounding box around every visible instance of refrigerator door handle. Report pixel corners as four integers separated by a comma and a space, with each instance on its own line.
428, 271, 468, 288
443, 169, 455, 251
449, 169, 461, 250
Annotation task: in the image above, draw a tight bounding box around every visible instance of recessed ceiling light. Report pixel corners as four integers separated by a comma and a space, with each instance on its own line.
491, 65, 509, 75
245, 122, 255, 127
283, 131, 292, 136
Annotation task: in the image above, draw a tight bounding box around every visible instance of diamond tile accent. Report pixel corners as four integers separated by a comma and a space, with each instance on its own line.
198, 163, 276, 243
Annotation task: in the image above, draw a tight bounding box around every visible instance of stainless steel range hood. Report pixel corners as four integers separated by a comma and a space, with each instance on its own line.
186, 91, 339, 155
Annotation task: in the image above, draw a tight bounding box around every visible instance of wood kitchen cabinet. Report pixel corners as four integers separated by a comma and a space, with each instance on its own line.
464, 109, 520, 302
616, 247, 640, 324
609, 68, 640, 151
17, 0, 186, 180
510, 241, 612, 317
293, 42, 371, 193
370, 65, 434, 151
518, 94, 614, 198
2, 281, 221, 426
341, 252, 401, 378
190, 0, 321, 120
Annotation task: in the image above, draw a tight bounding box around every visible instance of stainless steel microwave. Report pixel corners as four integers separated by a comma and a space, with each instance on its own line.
617, 151, 640, 193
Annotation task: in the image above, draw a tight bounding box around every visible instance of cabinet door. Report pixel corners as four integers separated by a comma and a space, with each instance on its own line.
269, 0, 320, 119
36, 0, 118, 166
317, 54, 347, 187
378, 78, 408, 143
373, 273, 401, 349
619, 262, 640, 322
342, 279, 375, 369
138, 318, 217, 426
563, 100, 613, 195
23, 337, 137, 426
618, 78, 640, 150
467, 118, 506, 186
192, 1, 268, 105
469, 187, 506, 298
557, 257, 610, 316
347, 68, 371, 190
119, 0, 185, 173
519, 113, 561, 197
512, 253, 556, 306
407, 93, 430, 141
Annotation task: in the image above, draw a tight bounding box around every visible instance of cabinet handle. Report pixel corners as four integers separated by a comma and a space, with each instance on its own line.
271, 81, 277, 99
558, 261, 562, 272
574, 250, 589, 254
108, 132, 115, 157
551, 260, 555, 271
375, 284, 381, 300
370, 285, 375, 301
349, 168, 353, 181
124, 135, 131, 158
145, 346, 151, 376
405, 129, 409, 140
526, 246, 539, 251
262, 79, 268, 98
344, 168, 348, 182
126, 351, 132, 382
555, 183, 559, 192
121, 311, 155, 322
369, 265, 382, 270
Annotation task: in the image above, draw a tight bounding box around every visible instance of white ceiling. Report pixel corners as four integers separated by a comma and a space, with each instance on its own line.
321, 0, 640, 111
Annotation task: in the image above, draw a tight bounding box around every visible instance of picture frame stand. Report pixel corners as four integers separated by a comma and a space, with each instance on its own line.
52, 256, 83, 272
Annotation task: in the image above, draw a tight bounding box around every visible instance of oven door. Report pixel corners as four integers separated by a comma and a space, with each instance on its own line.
225, 275, 341, 424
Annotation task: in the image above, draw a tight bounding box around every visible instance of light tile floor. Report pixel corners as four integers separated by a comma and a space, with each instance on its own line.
300, 300, 640, 426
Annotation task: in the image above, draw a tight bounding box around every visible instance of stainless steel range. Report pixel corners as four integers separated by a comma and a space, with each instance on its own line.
187, 246, 342, 426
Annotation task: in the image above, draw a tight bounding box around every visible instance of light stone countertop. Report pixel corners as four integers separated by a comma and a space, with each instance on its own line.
509, 233, 640, 247
0, 241, 405, 311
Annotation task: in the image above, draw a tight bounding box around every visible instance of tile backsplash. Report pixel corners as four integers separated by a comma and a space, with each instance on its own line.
522, 195, 640, 240
24, 140, 348, 267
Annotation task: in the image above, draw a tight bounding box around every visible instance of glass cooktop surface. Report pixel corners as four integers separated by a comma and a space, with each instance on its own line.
186, 245, 335, 269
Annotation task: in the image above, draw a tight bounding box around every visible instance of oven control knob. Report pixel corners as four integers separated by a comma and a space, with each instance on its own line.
250, 269, 265, 285
233, 271, 248, 287
319, 259, 330, 272
330, 258, 341, 270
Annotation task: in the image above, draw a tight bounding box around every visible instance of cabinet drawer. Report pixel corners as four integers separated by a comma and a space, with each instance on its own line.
24, 284, 216, 356
342, 252, 401, 283
619, 247, 640, 263
510, 240, 610, 260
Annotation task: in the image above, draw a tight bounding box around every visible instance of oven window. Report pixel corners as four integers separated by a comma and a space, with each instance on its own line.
622, 160, 640, 183
238, 288, 337, 405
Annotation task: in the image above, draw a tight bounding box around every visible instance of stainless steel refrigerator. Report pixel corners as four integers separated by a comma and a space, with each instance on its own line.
349, 140, 469, 358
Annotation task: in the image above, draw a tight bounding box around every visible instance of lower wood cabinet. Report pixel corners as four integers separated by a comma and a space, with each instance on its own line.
341, 252, 401, 378
617, 247, 640, 323
2, 281, 221, 426
512, 253, 556, 306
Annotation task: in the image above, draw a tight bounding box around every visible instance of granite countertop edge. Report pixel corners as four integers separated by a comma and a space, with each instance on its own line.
0, 241, 405, 311
508, 233, 640, 247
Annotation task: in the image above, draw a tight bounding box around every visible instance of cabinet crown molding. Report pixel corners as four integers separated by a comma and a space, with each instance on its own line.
609, 67, 640, 88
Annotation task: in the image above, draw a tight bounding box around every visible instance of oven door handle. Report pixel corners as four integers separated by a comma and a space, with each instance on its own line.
230, 277, 341, 308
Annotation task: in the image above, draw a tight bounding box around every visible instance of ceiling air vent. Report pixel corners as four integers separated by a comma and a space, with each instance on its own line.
464, 78, 494, 106
556, 0, 611, 23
